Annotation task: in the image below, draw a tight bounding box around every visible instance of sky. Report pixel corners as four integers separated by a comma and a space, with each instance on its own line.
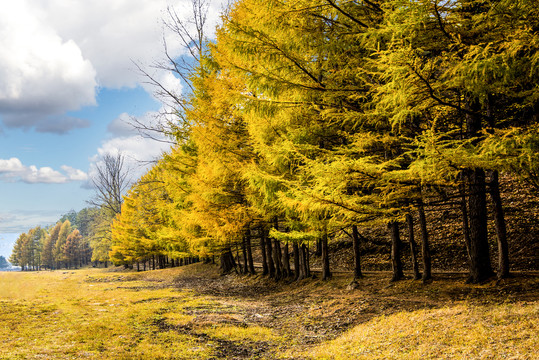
0, 0, 226, 258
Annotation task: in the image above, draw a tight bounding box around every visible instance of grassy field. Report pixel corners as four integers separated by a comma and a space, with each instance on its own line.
0, 265, 537, 359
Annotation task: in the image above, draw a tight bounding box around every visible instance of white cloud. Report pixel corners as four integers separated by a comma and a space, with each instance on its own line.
107, 113, 137, 137
0, 157, 88, 184
40, 0, 217, 89
0, 0, 172, 134
0, 210, 64, 234
61, 165, 89, 182
88, 110, 172, 185
0, 1, 97, 133
0, 0, 228, 134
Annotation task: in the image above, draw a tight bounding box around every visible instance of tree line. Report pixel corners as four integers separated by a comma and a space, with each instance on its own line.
106, 0, 538, 284
9, 219, 88, 271
11, 0, 538, 283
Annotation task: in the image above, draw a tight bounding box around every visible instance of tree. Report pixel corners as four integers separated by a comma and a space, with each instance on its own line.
54, 220, 72, 269
0, 256, 10, 268
366, 0, 539, 282
42, 222, 62, 269
87, 153, 131, 265
88, 153, 130, 215
64, 229, 82, 269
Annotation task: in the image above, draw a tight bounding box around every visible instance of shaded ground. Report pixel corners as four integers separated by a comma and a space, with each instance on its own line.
145, 264, 539, 359
328, 175, 539, 273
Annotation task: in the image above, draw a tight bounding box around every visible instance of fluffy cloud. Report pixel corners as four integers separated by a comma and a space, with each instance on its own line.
107, 113, 138, 137
88, 110, 172, 185
0, 158, 88, 184
0, 1, 97, 133
43, 0, 226, 88
0, 0, 227, 134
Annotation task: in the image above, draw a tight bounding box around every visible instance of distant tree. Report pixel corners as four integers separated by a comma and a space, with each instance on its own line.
74, 207, 100, 238
64, 229, 82, 269
54, 220, 72, 269
87, 153, 131, 266
27, 227, 45, 271
89, 208, 116, 267
59, 210, 77, 226
88, 153, 131, 215
42, 222, 62, 269
9, 233, 28, 270
0, 256, 9, 268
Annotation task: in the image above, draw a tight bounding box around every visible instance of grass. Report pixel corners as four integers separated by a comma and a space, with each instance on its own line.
0, 269, 215, 359
0, 265, 537, 359
297, 303, 538, 359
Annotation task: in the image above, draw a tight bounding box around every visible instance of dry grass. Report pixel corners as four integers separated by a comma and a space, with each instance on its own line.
0, 269, 215, 359
295, 303, 538, 359
0, 265, 537, 359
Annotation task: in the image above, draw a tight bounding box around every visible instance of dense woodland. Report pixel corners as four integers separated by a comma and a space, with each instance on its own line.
10, 0, 539, 283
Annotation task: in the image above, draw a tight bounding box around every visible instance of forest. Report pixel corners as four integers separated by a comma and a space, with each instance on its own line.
9, 0, 539, 284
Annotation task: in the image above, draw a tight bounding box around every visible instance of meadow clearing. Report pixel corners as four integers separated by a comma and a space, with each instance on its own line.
0, 264, 537, 359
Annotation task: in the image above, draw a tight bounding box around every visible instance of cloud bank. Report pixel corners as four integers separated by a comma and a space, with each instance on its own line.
0, 2, 97, 133
0, 210, 65, 234
0, 0, 226, 134
0, 158, 88, 184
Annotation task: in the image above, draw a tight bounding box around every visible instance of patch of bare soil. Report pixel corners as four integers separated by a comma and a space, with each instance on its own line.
140, 264, 539, 359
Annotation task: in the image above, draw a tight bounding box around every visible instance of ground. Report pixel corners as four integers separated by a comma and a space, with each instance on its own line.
1, 264, 537, 359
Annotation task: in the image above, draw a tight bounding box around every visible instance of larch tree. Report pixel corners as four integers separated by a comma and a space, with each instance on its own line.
367, 0, 539, 282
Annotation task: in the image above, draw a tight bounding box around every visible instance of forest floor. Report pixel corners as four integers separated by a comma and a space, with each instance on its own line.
0, 264, 538, 359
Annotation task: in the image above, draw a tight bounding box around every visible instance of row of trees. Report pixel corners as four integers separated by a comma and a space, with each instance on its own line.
8, 153, 132, 271
8, 220, 91, 270
107, 0, 538, 283
11, 0, 536, 283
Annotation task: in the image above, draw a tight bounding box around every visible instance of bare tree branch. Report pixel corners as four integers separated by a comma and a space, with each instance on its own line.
87, 153, 131, 215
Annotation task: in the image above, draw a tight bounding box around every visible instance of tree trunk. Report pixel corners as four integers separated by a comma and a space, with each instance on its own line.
488, 170, 510, 279
315, 238, 322, 257
352, 225, 363, 279
388, 221, 404, 281
265, 229, 275, 278
260, 230, 269, 276
301, 243, 310, 278
406, 214, 421, 280
465, 98, 494, 283
467, 168, 494, 283
219, 248, 236, 274
242, 238, 248, 274
418, 200, 432, 282
298, 243, 306, 280
293, 242, 300, 280
282, 242, 290, 278
245, 229, 256, 275
273, 239, 282, 281
321, 231, 331, 280
235, 244, 243, 274
459, 180, 473, 273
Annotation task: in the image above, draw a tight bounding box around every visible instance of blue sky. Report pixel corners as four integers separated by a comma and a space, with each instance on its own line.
0, 0, 225, 258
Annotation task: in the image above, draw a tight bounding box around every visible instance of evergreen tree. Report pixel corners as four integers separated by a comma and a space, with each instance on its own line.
0, 256, 9, 269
